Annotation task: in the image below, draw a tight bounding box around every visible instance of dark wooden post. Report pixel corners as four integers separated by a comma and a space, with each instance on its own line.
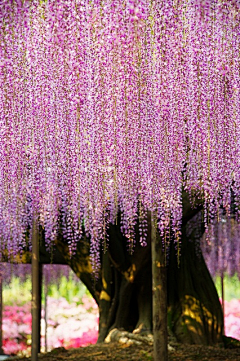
0, 265, 3, 355
151, 212, 168, 361
31, 218, 39, 361
38, 263, 42, 353
221, 272, 225, 335
44, 275, 48, 353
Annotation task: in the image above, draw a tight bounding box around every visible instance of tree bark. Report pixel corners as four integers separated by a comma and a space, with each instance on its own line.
52, 208, 223, 347
167, 213, 223, 344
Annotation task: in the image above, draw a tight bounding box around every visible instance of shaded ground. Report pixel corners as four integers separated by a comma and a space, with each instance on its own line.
8, 342, 240, 361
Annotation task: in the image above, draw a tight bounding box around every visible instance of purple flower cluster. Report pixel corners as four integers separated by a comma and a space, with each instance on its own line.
201, 214, 240, 279
0, 263, 79, 286
0, 1, 240, 265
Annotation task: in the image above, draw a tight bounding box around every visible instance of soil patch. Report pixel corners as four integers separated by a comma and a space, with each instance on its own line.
8, 342, 240, 361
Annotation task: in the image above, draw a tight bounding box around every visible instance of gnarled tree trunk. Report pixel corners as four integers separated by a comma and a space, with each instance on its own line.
1, 195, 223, 346
53, 205, 223, 345
168, 213, 223, 344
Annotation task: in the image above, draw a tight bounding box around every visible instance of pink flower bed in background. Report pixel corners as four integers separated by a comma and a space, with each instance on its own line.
3, 303, 31, 355
2, 297, 239, 356
2, 295, 98, 356
223, 299, 240, 341
43, 295, 98, 351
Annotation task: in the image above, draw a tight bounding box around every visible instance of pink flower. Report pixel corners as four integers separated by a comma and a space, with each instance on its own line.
65, 330, 98, 349
3, 339, 28, 356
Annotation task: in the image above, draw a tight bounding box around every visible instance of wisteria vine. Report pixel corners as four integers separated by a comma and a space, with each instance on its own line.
0, 0, 240, 267
201, 213, 240, 280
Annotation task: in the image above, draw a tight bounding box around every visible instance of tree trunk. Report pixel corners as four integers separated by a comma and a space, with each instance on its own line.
1, 194, 223, 349
167, 213, 223, 344
53, 208, 223, 347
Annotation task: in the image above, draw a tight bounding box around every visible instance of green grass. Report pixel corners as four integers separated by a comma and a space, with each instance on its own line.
3, 272, 239, 306
3, 272, 91, 306
45, 274, 91, 304
214, 273, 240, 302
3, 277, 32, 305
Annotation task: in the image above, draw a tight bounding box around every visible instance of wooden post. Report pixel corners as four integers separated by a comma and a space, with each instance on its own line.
151, 212, 168, 361
38, 264, 42, 353
0, 265, 3, 355
31, 218, 39, 361
44, 275, 48, 353
221, 272, 225, 335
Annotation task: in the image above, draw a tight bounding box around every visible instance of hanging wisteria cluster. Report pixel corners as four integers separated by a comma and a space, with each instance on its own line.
0, 0, 240, 263
201, 214, 240, 280
0, 263, 78, 286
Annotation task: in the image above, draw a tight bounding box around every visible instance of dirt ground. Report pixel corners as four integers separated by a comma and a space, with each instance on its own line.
8, 341, 240, 361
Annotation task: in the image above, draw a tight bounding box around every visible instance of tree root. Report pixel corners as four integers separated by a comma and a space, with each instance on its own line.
104, 328, 176, 351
